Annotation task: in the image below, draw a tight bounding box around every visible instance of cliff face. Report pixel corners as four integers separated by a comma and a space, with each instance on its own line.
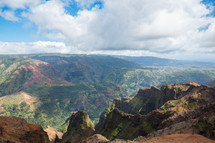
61, 111, 95, 143
96, 108, 172, 140
98, 82, 199, 127
0, 116, 49, 143
96, 83, 215, 140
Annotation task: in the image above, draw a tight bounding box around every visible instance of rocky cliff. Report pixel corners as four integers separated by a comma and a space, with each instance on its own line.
96, 82, 215, 140
0, 116, 49, 143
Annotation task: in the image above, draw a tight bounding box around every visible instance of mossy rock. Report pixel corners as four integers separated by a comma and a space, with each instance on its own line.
61, 111, 95, 143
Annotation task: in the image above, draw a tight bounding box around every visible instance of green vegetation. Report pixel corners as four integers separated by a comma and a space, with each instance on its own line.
96, 109, 145, 140
96, 108, 163, 140
143, 121, 155, 133
120, 68, 215, 96
161, 100, 179, 111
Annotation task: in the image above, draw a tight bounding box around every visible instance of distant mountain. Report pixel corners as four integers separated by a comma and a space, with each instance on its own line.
114, 55, 215, 68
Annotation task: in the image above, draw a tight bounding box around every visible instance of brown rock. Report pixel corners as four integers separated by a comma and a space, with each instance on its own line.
0, 116, 49, 143
45, 126, 63, 143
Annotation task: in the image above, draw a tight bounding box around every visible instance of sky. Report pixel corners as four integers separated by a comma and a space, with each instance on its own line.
0, 0, 215, 61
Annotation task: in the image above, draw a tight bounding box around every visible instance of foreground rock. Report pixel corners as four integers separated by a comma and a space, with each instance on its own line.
0, 116, 49, 143
84, 134, 215, 143
61, 111, 95, 143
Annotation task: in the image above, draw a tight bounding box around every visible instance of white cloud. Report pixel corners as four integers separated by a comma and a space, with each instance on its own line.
1, 0, 215, 60
0, 0, 42, 21
0, 10, 19, 21
75, 0, 100, 8
0, 0, 42, 9
0, 41, 72, 54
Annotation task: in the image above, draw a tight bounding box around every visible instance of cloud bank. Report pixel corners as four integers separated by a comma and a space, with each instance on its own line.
0, 41, 72, 54
0, 0, 215, 60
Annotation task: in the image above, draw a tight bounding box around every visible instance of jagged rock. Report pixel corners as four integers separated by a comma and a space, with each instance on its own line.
61, 111, 95, 143
98, 82, 199, 127
0, 116, 49, 143
44, 126, 63, 143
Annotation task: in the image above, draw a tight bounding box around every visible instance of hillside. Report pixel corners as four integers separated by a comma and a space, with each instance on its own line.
30, 54, 139, 84
0, 54, 215, 131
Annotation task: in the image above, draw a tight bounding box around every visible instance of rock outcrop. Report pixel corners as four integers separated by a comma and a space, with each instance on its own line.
96, 83, 215, 140
61, 111, 95, 143
0, 116, 49, 143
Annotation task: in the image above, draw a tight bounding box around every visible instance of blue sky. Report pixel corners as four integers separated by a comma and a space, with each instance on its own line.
0, 0, 103, 42
0, 0, 215, 61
